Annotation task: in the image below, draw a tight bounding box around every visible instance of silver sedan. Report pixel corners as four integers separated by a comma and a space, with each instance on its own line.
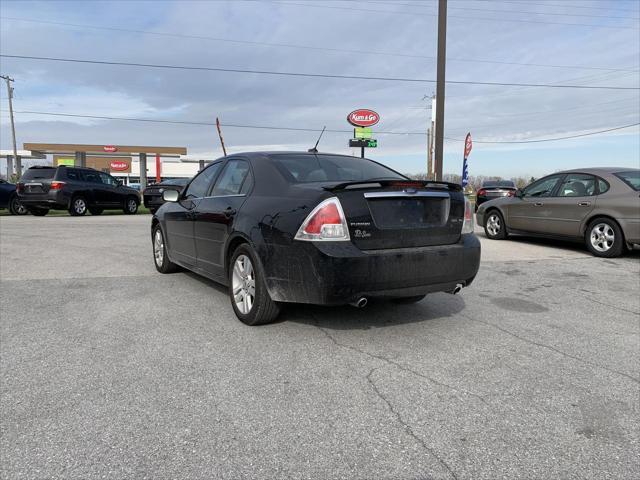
476, 167, 640, 257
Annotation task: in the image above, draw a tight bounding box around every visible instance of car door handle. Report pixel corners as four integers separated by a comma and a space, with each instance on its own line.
533, 202, 544, 207
577, 201, 591, 207
223, 207, 236, 218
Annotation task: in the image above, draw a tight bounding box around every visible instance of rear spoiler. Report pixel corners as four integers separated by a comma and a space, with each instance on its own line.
323, 179, 463, 192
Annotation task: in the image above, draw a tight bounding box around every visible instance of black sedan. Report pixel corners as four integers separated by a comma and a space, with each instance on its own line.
475, 180, 517, 211
143, 177, 190, 214
0, 178, 28, 215
151, 152, 481, 325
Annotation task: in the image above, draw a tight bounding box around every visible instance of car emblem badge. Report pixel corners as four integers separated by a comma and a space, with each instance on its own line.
159, 188, 164, 193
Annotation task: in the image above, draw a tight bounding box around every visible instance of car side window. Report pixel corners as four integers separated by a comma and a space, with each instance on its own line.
183, 162, 222, 199
523, 175, 563, 198
66, 170, 81, 181
83, 171, 102, 184
212, 160, 251, 196
557, 174, 596, 197
597, 178, 609, 194
99, 172, 117, 186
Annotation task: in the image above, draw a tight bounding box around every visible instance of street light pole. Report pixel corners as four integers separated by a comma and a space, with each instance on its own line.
434, 0, 447, 181
1, 75, 19, 178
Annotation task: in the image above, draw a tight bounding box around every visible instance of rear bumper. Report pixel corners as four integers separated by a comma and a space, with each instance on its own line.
17, 192, 67, 209
263, 234, 481, 305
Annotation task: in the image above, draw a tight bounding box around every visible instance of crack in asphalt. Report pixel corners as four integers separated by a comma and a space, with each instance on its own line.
365, 367, 459, 480
572, 291, 640, 316
314, 323, 491, 407
459, 312, 640, 384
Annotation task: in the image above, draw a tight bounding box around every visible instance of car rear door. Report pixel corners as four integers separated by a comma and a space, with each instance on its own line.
534, 173, 597, 236
164, 163, 222, 267
507, 174, 564, 232
194, 159, 250, 278
82, 170, 108, 205
98, 172, 123, 205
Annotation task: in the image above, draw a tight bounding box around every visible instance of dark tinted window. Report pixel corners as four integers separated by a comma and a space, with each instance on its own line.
83, 170, 102, 184
21, 167, 56, 180
212, 160, 251, 196
270, 154, 405, 183
523, 174, 563, 198
65, 169, 82, 181
184, 162, 222, 198
557, 174, 596, 197
615, 171, 640, 191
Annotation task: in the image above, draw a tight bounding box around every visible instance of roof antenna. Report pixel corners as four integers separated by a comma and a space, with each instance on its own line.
308, 126, 326, 153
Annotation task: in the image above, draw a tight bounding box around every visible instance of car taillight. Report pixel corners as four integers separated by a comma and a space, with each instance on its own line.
461, 197, 474, 234
506, 190, 516, 197
477, 188, 486, 196
49, 181, 65, 190
295, 197, 350, 241
16, 183, 24, 193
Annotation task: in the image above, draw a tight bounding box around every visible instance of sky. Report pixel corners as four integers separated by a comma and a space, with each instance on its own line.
0, 0, 639, 178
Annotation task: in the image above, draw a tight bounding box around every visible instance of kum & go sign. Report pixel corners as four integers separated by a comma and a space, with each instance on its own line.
347, 109, 380, 127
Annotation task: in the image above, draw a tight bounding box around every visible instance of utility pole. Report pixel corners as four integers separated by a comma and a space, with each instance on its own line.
434, 0, 447, 181
1, 75, 19, 179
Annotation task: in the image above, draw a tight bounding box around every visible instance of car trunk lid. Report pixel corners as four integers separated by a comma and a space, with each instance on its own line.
327, 180, 465, 249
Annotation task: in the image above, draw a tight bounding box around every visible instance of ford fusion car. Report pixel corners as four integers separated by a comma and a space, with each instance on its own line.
151, 152, 481, 325
476, 167, 640, 258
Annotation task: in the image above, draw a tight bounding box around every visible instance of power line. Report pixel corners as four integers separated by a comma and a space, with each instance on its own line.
2, 54, 638, 90
2, 16, 636, 73
363, 0, 640, 20
446, 123, 639, 144
269, 0, 640, 29
458, 0, 640, 14
6, 109, 639, 144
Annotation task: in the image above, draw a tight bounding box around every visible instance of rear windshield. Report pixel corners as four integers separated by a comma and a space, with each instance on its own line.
161, 178, 190, 186
614, 171, 639, 191
269, 154, 405, 183
21, 167, 57, 181
483, 180, 515, 188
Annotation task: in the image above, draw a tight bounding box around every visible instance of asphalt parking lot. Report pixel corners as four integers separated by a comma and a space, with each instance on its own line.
1, 215, 638, 479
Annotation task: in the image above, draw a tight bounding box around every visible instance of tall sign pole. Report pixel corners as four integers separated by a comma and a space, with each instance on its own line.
434, 0, 447, 181
1, 75, 19, 178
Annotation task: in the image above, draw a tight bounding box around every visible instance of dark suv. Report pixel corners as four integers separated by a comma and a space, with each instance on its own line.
17, 166, 141, 216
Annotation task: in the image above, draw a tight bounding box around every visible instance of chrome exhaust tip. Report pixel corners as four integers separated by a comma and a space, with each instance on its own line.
350, 297, 368, 308
451, 283, 463, 295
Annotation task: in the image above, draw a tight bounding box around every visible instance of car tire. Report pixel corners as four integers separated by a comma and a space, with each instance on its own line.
69, 196, 88, 216
89, 207, 103, 215
585, 218, 624, 258
392, 295, 426, 304
152, 225, 179, 273
229, 244, 281, 326
27, 207, 49, 216
484, 210, 507, 240
124, 196, 138, 214
9, 195, 28, 215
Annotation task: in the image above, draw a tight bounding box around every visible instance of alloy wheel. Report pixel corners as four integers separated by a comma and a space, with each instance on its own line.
487, 214, 501, 236
154, 230, 164, 267
127, 199, 137, 213
74, 198, 87, 215
590, 223, 614, 253
11, 197, 27, 215
232, 254, 256, 315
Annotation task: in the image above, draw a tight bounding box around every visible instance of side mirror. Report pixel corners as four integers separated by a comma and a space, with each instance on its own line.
162, 190, 179, 202
116, 180, 123, 187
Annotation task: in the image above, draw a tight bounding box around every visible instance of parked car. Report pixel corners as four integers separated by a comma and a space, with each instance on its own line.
151, 151, 480, 325
475, 180, 517, 211
476, 168, 640, 257
0, 179, 28, 215
143, 177, 190, 214
17, 165, 141, 216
